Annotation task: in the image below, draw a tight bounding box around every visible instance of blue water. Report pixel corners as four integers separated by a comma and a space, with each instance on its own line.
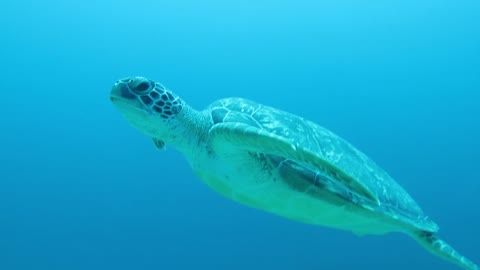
1, 0, 479, 269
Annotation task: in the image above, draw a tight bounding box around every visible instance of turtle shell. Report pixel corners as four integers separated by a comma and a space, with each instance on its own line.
208, 97, 438, 232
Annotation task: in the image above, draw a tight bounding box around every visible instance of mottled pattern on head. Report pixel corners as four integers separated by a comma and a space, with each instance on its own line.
117, 76, 183, 119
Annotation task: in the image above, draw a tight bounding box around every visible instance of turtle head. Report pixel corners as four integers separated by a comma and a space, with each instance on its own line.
110, 76, 185, 141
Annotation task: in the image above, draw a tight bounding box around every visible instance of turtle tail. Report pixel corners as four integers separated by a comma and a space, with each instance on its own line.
414, 230, 478, 270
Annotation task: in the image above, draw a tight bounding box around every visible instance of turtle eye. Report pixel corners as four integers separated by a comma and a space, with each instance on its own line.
136, 82, 150, 92
128, 77, 153, 94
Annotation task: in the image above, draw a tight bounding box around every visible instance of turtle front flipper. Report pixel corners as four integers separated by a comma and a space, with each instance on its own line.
209, 122, 380, 204
152, 138, 166, 150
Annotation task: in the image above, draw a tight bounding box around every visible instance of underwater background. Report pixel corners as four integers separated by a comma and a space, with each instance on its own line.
1, 0, 479, 269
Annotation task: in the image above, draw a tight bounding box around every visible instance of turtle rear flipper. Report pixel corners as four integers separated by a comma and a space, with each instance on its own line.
414, 231, 478, 270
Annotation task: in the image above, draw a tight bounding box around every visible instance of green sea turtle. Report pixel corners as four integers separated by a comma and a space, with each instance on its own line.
110, 76, 477, 270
